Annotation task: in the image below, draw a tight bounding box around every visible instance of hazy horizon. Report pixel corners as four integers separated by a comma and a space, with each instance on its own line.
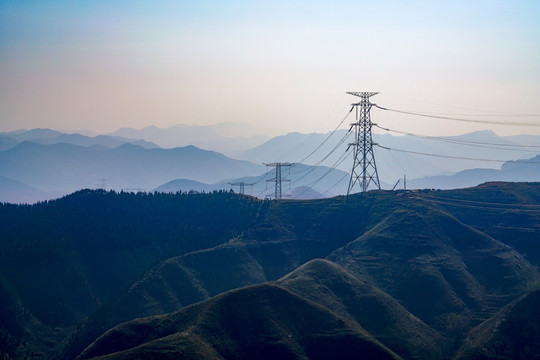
2, 121, 540, 140
1, 1, 540, 137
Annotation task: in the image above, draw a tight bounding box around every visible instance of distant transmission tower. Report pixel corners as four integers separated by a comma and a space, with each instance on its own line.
264, 162, 293, 199
229, 181, 254, 195
346, 92, 381, 195
97, 178, 110, 191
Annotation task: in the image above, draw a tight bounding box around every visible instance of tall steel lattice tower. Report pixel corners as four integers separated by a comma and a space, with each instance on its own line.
346, 92, 381, 195
264, 162, 293, 200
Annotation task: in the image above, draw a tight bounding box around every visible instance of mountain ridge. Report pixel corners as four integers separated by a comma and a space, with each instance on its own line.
1, 183, 539, 359
0, 141, 264, 195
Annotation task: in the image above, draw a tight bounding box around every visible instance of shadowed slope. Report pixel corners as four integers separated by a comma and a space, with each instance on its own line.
63, 185, 540, 360
327, 205, 539, 331
60, 244, 268, 360
2, 183, 539, 359
456, 289, 540, 360
416, 182, 540, 268
78, 284, 400, 360
278, 259, 443, 360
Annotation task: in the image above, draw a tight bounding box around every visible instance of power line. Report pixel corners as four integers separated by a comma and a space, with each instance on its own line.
417, 193, 540, 208
292, 149, 350, 199
375, 144, 540, 163
411, 193, 540, 213
375, 104, 540, 126
291, 106, 354, 167
382, 93, 540, 116
374, 124, 540, 152
322, 172, 350, 196
290, 130, 352, 183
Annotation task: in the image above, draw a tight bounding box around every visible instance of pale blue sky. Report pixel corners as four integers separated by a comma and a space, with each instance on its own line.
1, 1, 539, 135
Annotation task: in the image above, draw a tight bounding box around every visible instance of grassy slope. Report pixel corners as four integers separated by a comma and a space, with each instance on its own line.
455, 289, 540, 360
66, 183, 540, 360
78, 284, 401, 360
0, 190, 266, 359
1, 182, 539, 359
277, 259, 443, 360
327, 203, 539, 330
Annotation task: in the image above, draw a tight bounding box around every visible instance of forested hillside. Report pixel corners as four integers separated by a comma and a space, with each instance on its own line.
1, 183, 539, 359
0, 190, 265, 357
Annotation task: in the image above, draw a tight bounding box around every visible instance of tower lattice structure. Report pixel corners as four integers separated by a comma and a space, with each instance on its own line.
229, 181, 254, 195
346, 92, 381, 195
264, 162, 293, 200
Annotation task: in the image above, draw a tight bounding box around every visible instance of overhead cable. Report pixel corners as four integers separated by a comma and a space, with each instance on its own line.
290, 130, 352, 181
374, 124, 540, 152
418, 193, 540, 208
381, 93, 540, 116
292, 105, 354, 167
292, 150, 350, 199
375, 105, 540, 126
411, 194, 540, 213
375, 144, 540, 163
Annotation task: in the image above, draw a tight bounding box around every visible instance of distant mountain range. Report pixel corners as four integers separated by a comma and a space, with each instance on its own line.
0, 175, 63, 204
0, 128, 158, 150
153, 163, 350, 199
408, 154, 540, 189
0, 141, 263, 197
237, 130, 540, 184
107, 122, 271, 155
1, 126, 539, 203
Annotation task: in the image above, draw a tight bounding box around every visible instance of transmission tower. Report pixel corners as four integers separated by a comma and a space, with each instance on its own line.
264, 162, 293, 200
346, 92, 381, 195
96, 178, 110, 191
229, 181, 254, 195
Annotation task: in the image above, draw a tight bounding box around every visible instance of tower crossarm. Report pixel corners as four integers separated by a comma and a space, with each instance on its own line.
263, 162, 294, 200
346, 91, 379, 98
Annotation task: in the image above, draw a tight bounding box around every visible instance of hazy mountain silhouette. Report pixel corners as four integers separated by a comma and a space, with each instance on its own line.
407, 154, 540, 189
0, 128, 158, 150
108, 122, 270, 155
153, 178, 227, 193
238, 130, 540, 186
2, 127, 538, 203
152, 163, 350, 199
0, 175, 63, 204
0, 136, 19, 151
0, 141, 263, 195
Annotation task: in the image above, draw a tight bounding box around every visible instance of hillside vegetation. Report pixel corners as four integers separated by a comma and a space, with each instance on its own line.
0, 182, 539, 359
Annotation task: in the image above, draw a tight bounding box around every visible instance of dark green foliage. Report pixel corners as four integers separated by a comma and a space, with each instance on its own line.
0, 189, 265, 358
327, 203, 538, 332
457, 289, 540, 360
77, 284, 400, 360
0, 273, 27, 356
420, 182, 540, 267
277, 259, 443, 360
1, 182, 540, 359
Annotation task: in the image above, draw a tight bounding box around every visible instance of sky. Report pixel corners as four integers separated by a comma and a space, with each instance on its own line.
1, 0, 539, 136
